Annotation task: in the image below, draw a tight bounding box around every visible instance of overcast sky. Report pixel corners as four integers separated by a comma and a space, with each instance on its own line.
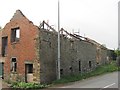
0, 0, 119, 49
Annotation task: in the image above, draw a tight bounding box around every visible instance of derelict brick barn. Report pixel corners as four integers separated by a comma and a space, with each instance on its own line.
0, 10, 110, 84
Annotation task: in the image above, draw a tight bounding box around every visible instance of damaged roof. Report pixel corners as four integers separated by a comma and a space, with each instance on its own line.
10, 10, 27, 21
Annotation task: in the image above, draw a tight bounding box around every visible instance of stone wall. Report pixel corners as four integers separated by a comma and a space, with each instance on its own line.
38, 29, 108, 83
39, 30, 57, 83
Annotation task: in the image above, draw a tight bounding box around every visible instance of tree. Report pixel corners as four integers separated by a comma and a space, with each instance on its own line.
115, 48, 120, 56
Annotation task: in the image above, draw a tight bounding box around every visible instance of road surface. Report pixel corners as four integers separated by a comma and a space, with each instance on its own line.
53, 72, 119, 89
0, 72, 119, 90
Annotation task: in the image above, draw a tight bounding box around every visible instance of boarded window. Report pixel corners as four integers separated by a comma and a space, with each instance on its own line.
2, 37, 8, 57
11, 28, 20, 42
11, 58, 17, 72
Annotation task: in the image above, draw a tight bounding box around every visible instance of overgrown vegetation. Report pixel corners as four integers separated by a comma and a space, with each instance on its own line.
53, 61, 119, 84
115, 49, 120, 56
8, 61, 119, 89
11, 82, 49, 89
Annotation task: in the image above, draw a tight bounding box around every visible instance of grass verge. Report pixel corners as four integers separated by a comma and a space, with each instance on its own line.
52, 61, 119, 84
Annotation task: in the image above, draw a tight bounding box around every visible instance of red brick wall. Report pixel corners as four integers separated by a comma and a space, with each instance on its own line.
2, 15, 38, 78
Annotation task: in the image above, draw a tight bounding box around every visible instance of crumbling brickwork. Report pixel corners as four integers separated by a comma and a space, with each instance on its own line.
1, 10, 40, 83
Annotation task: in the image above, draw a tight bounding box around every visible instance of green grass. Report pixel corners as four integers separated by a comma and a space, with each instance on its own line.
52, 61, 119, 84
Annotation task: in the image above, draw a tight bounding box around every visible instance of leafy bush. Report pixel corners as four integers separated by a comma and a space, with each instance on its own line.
115, 49, 120, 56
11, 82, 48, 89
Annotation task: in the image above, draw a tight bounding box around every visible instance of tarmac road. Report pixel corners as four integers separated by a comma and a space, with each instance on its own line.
0, 72, 119, 90
54, 72, 119, 89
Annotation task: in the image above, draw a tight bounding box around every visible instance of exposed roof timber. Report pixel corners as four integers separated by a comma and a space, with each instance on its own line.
60, 28, 82, 40
39, 20, 56, 32
60, 28, 106, 48
39, 21, 106, 49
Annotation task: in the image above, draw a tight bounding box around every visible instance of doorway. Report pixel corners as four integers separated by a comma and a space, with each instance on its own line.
25, 64, 33, 82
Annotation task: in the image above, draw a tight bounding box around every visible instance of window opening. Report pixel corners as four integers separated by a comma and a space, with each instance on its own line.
11, 58, 17, 72
79, 61, 81, 71
89, 61, 92, 68
2, 37, 8, 57
11, 28, 20, 42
